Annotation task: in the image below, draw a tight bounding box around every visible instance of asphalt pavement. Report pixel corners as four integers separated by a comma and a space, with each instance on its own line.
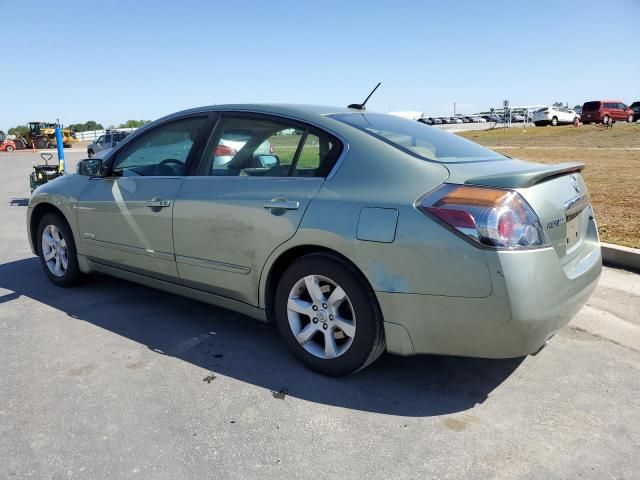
1, 149, 639, 479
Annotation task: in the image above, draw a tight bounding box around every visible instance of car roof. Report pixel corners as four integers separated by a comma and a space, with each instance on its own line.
166, 103, 359, 119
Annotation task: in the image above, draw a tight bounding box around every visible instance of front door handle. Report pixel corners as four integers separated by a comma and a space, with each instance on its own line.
263, 199, 299, 211
146, 198, 171, 208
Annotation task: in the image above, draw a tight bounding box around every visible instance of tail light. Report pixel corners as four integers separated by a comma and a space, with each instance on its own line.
215, 145, 237, 156
542, 110, 549, 114
417, 185, 546, 249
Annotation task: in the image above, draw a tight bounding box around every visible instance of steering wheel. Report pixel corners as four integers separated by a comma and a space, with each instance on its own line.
154, 158, 184, 175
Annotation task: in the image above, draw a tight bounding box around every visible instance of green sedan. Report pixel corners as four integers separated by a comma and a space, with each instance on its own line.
27, 104, 602, 376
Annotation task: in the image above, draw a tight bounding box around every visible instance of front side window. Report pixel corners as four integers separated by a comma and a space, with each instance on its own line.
96, 135, 105, 144
111, 116, 206, 176
204, 115, 341, 177
330, 112, 503, 163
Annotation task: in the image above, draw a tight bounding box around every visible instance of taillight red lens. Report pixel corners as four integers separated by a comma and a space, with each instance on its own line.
497, 211, 516, 240
425, 207, 476, 229
418, 185, 546, 249
215, 145, 237, 156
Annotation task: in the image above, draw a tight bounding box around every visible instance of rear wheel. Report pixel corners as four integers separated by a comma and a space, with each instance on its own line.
37, 213, 82, 287
274, 253, 385, 376
603, 115, 610, 125
628, 114, 634, 123
551, 116, 558, 126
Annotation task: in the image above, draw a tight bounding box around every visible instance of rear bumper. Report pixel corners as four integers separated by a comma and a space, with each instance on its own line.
380, 243, 602, 358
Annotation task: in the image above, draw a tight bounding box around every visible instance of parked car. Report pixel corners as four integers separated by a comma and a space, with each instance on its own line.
28, 104, 601, 376
449, 117, 463, 124
417, 117, 434, 125
533, 106, 579, 126
510, 113, 525, 123
431, 117, 443, 125
484, 114, 502, 123
439, 117, 450, 124
87, 131, 130, 157
629, 101, 640, 122
580, 101, 634, 125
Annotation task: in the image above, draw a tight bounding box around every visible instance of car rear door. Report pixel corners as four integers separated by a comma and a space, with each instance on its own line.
172, 113, 343, 305
77, 114, 210, 281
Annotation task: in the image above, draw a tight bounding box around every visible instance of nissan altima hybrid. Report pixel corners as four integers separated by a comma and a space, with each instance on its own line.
27, 104, 602, 376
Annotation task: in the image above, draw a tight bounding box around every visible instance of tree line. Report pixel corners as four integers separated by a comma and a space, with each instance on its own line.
6, 119, 151, 137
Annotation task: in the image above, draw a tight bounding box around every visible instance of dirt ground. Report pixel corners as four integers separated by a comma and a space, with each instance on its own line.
459, 123, 640, 248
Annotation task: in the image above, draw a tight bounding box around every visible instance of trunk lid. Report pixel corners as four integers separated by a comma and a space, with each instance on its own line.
446, 159, 593, 263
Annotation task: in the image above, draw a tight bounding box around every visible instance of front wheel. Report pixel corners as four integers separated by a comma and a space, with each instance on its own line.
274, 253, 385, 376
551, 116, 558, 126
37, 213, 83, 287
628, 114, 634, 123
5, 145, 14, 152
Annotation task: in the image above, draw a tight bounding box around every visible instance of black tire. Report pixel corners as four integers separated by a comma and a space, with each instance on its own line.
35, 138, 49, 149
5, 145, 14, 152
37, 213, 82, 287
274, 252, 385, 376
551, 116, 558, 126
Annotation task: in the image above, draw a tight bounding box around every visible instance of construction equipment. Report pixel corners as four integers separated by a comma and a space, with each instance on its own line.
25, 122, 78, 149
0, 131, 17, 152
30, 152, 63, 191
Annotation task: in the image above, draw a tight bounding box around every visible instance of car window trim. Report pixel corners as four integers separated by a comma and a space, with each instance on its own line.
288, 128, 309, 176
105, 112, 214, 178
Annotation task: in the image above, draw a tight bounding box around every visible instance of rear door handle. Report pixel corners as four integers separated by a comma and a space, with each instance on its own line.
146, 198, 171, 208
263, 199, 299, 211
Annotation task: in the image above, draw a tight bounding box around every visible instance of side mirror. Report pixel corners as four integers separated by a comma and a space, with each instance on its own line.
257, 154, 280, 167
77, 158, 103, 176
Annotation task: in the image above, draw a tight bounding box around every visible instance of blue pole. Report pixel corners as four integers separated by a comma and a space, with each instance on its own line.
55, 127, 65, 173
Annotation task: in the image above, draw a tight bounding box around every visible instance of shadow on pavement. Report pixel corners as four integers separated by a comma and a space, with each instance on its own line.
0, 257, 524, 417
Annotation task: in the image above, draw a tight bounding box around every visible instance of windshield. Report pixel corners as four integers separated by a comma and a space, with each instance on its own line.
329, 113, 504, 163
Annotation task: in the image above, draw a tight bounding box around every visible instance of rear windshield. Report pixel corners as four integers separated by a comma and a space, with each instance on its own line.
583, 101, 601, 111
329, 113, 504, 163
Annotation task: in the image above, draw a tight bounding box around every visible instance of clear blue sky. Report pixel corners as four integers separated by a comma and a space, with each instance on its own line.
1, 0, 638, 129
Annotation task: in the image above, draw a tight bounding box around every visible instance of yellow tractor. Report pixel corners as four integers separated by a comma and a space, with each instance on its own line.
26, 122, 78, 149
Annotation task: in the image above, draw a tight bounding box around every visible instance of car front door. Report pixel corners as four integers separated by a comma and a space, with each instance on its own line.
173, 113, 343, 305
77, 115, 210, 281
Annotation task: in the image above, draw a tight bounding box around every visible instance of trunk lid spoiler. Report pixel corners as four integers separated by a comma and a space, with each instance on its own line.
460, 161, 585, 189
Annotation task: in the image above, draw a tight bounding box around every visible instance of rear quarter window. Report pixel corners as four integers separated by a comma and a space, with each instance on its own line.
582, 102, 601, 111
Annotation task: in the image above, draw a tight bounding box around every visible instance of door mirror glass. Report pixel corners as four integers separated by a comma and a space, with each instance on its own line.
77, 158, 103, 176
256, 154, 280, 167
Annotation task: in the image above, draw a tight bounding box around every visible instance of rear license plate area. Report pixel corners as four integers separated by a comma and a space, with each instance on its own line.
566, 214, 581, 250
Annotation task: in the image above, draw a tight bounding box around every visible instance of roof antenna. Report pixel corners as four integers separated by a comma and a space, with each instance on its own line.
348, 82, 381, 111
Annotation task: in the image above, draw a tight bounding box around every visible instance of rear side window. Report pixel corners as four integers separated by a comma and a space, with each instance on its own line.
203, 115, 341, 177
603, 102, 616, 109
330, 113, 503, 163
582, 101, 600, 111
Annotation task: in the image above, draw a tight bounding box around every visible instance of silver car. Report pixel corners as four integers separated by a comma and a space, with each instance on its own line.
87, 131, 129, 157
27, 104, 602, 376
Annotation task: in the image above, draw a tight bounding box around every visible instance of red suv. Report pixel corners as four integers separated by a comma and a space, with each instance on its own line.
581, 100, 635, 124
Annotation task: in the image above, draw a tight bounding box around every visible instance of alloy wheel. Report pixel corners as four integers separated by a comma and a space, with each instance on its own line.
41, 224, 68, 277
286, 274, 356, 359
